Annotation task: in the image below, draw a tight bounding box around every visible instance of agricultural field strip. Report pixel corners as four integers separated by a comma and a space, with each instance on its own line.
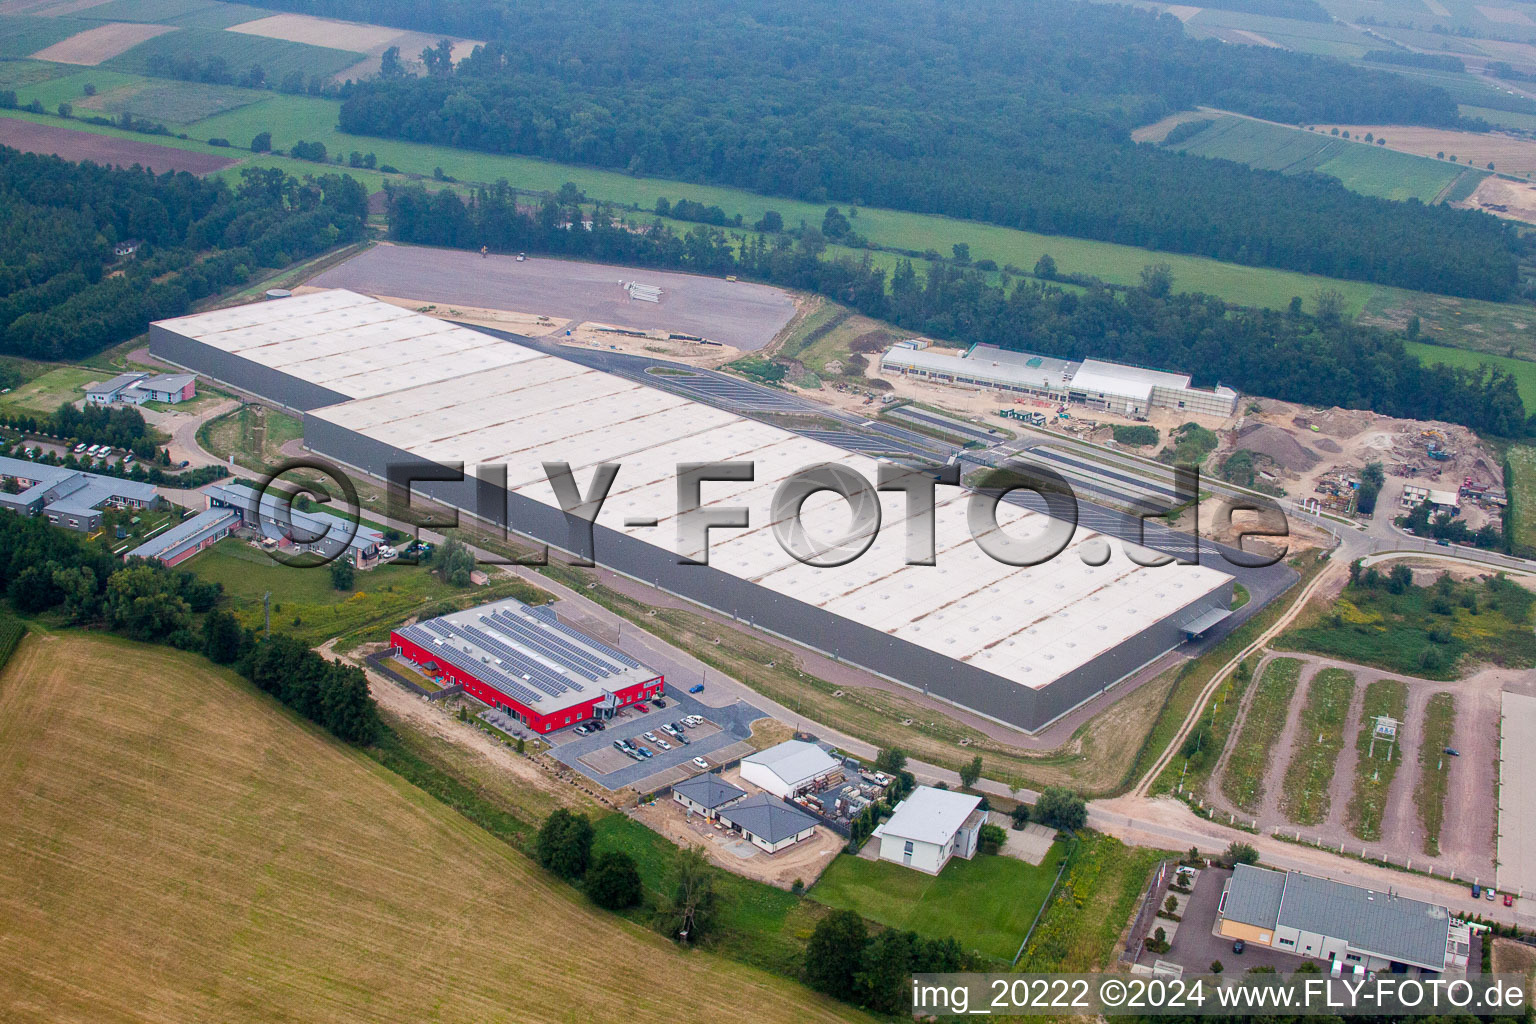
1346, 678, 1409, 842
1279, 668, 1357, 826
1220, 657, 1302, 813
1415, 691, 1458, 856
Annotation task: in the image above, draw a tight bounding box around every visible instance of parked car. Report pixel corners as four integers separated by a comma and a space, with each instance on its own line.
589, 719, 605, 731
1232, 940, 1245, 955
661, 724, 680, 738
655, 738, 671, 750
637, 746, 653, 758
1487, 888, 1497, 901
123, 453, 133, 463
650, 696, 666, 707
685, 715, 702, 727
1444, 747, 1460, 756
1472, 885, 1482, 898
689, 684, 705, 693
642, 731, 659, 743
72, 443, 86, 454
573, 724, 590, 735
636, 703, 650, 713
692, 757, 710, 770
1506, 894, 1515, 907
612, 740, 627, 754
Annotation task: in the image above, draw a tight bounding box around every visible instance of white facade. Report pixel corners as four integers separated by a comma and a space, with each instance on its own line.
740, 741, 841, 798
873, 786, 984, 874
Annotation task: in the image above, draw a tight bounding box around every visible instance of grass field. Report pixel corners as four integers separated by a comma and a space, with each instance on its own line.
1221, 657, 1302, 813
104, 28, 364, 81
0, 365, 97, 413
1165, 116, 1464, 202
1280, 575, 1536, 679
0, 631, 865, 1023
1345, 678, 1409, 842
1015, 832, 1168, 971
1406, 340, 1536, 408
590, 813, 836, 978
1415, 692, 1457, 856
1507, 445, 1536, 554
810, 847, 1063, 962
94, 79, 267, 125
198, 403, 303, 471
1278, 667, 1356, 825
0, 15, 91, 59
184, 538, 549, 650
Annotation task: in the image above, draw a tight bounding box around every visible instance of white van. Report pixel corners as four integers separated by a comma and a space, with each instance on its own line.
72, 443, 87, 454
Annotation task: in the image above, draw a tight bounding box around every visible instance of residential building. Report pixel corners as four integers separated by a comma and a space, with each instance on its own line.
872, 786, 986, 874
715, 793, 818, 853
672, 774, 746, 819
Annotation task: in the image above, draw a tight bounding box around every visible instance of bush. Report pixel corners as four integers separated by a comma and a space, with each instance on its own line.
208, 137, 231, 147
534, 808, 594, 880
585, 850, 642, 909
978, 822, 1007, 853
1112, 424, 1160, 447
1033, 787, 1087, 830
1222, 841, 1259, 867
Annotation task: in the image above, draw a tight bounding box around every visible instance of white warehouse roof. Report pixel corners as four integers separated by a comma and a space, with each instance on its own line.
1069, 359, 1190, 403
153, 291, 1233, 699
742, 740, 840, 786
877, 786, 983, 845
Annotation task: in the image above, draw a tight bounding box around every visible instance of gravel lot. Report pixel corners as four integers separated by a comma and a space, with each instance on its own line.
309, 243, 797, 351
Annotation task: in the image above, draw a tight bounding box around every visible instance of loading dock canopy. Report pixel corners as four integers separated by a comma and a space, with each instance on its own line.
1182, 607, 1232, 639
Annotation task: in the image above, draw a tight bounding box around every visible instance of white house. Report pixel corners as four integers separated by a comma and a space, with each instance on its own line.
715, 794, 819, 854
739, 740, 841, 798
873, 786, 986, 874
671, 774, 745, 819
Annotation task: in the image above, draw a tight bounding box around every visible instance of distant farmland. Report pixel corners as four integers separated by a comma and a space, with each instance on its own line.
1162, 115, 1470, 202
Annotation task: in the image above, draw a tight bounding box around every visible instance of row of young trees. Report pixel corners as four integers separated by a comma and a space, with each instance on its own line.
0, 151, 368, 360
386, 187, 1531, 437
0, 510, 379, 744
327, 0, 1518, 298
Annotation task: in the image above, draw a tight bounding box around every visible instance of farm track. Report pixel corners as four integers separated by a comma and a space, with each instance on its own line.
1256, 661, 1316, 825
1321, 680, 1367, 835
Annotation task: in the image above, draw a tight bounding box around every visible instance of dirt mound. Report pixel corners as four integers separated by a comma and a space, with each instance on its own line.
1235, 422, 1319, 472
1314, 438, 1342, 454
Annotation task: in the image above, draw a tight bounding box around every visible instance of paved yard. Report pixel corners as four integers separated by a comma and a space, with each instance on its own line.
1146, 866, 1321, 975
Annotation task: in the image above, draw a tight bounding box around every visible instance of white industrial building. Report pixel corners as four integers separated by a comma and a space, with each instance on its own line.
880, 343, 1238, 418
149, 290, 1235, 733
740, 740, 842, 799
872, 786, 986, 874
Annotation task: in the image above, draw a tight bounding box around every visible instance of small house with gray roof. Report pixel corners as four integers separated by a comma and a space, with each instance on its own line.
671, 774, 745, 819
716, 793, 818, 854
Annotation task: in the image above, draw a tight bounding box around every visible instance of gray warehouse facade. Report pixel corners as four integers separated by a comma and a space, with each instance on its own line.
151, 290, 1234, 733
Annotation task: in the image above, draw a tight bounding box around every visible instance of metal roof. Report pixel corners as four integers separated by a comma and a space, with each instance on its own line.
157, 291, 1235, 698
204, 482, 383, 554
881, 345, 1076, 390
877, 786, 983, 846
127, 508, 238, 561
1225, 864, 1451, 970
1222, 862, 1287, 930
86, 371, 148, 396
718, 793, 818, 844
406, 595, 658, 715
743, 740, 839, 785
672, 774, 746, 810
141, 373, 196, 391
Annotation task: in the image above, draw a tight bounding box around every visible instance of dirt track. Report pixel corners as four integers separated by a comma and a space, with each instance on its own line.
0, 118, 240, 174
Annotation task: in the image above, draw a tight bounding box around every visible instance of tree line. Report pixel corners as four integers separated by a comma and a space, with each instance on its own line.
385, 185, 1530, 437
323, 0, 1518, 299
0, 510, 379, 744
0, 151, 368, 360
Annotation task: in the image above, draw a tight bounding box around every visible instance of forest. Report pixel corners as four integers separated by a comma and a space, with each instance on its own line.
0, 150, 368, 360
318, 0, 1519, 299
387, 183, 1529, 438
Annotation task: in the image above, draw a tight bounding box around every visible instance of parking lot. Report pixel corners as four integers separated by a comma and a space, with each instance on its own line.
546, 685, 772, 791
1139, 866, 1319, 975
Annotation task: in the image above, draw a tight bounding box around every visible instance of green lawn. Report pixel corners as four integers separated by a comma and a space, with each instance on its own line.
1280, 574, 1536, 679
1406, 340, 1536, 409
1346, 678, 1409, 842
1507, 445, 1536, 555
0, 365, 99, 414
589, 812, 830, 977
184, 538, 550, 649
1015, 832, 1168, 971
810, 846, 1063, 962
1221, 657, 1301, 813
0, 15, 91, 59
1279, 667, 1356, 826
93, 79, 268, 126
1415, 692, 1457, 857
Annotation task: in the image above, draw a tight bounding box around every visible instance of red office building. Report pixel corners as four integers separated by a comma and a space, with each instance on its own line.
390, 597, 663, 733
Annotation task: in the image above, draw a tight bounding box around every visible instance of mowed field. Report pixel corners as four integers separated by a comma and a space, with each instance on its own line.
1158, 115, 1467, 201
0, 632, 868, 1024
1405, 339, 1536, 408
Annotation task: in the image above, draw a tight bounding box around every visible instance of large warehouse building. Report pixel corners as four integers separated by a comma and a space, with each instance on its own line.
391, 595, 663, 732
880, 343, 1239, 418
151, 289, 1235, 733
